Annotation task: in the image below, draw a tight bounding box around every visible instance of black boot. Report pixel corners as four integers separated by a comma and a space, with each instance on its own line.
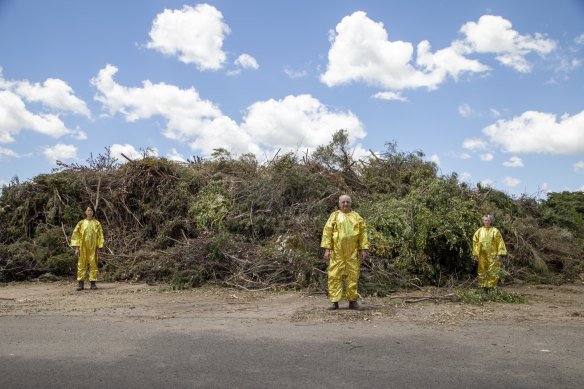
90, 281, 98, 290
76, 281, 84, 291
349, 301, 360, 310
328, 302, 339, 310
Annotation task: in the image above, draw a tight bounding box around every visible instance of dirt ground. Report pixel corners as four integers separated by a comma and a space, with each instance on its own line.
1, 281, 583, 327
2, 281, 584, 388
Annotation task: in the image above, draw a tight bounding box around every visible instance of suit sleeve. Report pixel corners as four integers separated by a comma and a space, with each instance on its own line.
70, 221, 83, 247
494, 228, 507, 256
321, 213, 335, 249
96, 221, 105, 249
472, 229, 480, 256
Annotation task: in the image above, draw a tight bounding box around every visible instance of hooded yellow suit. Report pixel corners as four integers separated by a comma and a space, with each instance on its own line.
472, 226, 507, 287
71, 219, 104, 282
321, 210, 368, 302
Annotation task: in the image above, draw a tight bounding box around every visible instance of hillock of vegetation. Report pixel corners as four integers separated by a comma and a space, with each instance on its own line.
1, 130, 583, 294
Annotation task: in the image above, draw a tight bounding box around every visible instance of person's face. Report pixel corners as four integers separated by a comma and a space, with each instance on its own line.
483, 217, 491, 227
339, 196, 352, 213
85, 207, 94, 219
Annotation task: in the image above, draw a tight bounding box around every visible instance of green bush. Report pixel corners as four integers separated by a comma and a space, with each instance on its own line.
46, 253, 77, 275
0, 136, 582, 292
455, 288, 525, 305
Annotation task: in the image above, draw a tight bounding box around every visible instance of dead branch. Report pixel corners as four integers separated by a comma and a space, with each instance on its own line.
61, 222, 71, 247
95, 175, 102, 211
389, 293, 455, 303
120, 153, 133, 162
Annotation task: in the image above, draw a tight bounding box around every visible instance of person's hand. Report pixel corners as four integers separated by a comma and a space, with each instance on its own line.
496, 255, 501, 260
473, 255, 478, 262
74, 247, 79, 257
360, 250, 367, 261
324, 248, 330, 260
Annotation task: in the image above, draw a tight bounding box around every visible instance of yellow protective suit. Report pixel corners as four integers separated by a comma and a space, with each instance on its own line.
71, 219, 104, 282
321, 210, 368, 302
472, 226, 507, 287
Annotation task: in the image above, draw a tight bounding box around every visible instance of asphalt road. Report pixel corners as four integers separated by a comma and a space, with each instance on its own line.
1, 313, 583, 388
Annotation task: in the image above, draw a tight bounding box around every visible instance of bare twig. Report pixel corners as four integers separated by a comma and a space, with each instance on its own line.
61, 222, 71, 248
95, 175, 102, 211
389, 293, 455, 303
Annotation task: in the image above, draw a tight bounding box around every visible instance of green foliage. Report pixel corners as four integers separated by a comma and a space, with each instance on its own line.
540, 191, 584, 235
206, 231, 231, 262
477, 184, 524, 220
363, 176, 479, 284
63, 204, 84, 226
46, 253, 77, 275
358, 260, 410, 297
455, 288, 525, 305
312, 129, 366, 190
0, 134, 583, 292
170, 267, 208, 290
361, 142, 437, 196
0, 240, 44, 281
312, 129, 350, 170
225, 152, 334, 239
35, 225, 68, 258
189, 179, 231, 230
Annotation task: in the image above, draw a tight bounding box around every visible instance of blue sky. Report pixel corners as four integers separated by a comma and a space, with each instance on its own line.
1, 1, 583, 196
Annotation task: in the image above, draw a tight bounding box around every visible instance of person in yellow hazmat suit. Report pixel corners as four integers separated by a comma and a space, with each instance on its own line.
473, 214, 507, 293
321, 195, 368, 310
71, 205, 104, 291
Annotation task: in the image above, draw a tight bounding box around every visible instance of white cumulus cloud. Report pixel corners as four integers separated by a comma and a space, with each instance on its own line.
146, 4, 230, 70
321, 12, 552, 93
502, 176, 521, 187
460, 15, 556, 72
320, 11, 460, 91
91, 65, 246, 152
480, 153, 494, 161
574, 160, 584, 173
483, 109, 584, 154
416, 39, 490, 83
459, 172, 472, 182
241, 94, 365, 151
109, 144, 158, 162
0, 90, 77, 143
234, 54, 259, 70
0, 69, 89, 143
0, 146, 21, 158
428, 154, 441, 166
462, 138, 487, 151
284, 67, 308, 79
43, 143, 77, 163
540, 182, 552, 194
372, 91, 407, 101
92, 65, 366, 157
0, 68, 90, 117
503, 156, 524, 167
166, 148, 186, 162
13, 78, 91, 117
